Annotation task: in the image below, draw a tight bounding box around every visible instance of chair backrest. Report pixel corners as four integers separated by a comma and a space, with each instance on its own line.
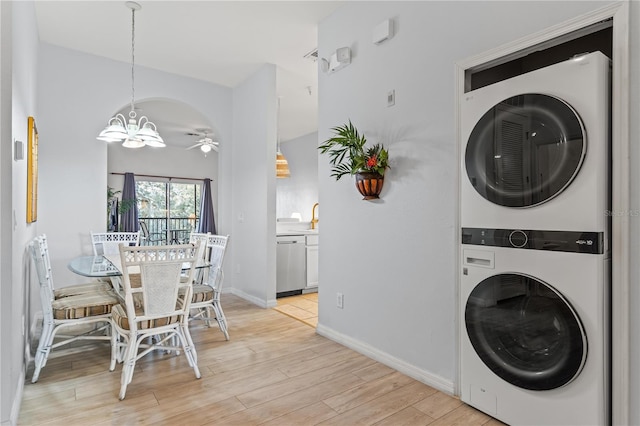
189, 232, 210, 256
29, 235, 55, 322
118, 243, 200, 326
91, 231, 140, 256
207, 235, 229, 291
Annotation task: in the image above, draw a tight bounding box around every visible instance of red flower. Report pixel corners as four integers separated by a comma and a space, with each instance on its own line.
366, 155, 377, 168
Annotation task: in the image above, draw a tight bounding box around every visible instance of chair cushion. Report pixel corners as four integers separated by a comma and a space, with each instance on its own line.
51, 290, 119, 320
53, 281, 113, 299
111, 303, 181, 330
181, 285, 214, 303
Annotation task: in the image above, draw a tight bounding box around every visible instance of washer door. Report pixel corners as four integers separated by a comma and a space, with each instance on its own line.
465, 273, 587, 391
465, 94, 586, 208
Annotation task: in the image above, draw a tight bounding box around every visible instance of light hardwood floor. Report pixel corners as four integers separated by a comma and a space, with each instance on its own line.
19, 294, 503, 425
273, 292, 318, 327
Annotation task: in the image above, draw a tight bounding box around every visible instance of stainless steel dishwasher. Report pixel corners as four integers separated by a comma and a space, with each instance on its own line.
276, 235, 306, 297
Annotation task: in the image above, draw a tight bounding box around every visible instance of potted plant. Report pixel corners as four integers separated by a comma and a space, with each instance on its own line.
318, 120, 389, 199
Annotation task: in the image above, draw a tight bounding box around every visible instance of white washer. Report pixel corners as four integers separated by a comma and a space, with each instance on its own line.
460, 51, 610, 234
460, 240, 609, 425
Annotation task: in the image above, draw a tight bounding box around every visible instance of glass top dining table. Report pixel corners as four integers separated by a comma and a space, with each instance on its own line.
68, 255, 122, 278
68, 255, 210, 278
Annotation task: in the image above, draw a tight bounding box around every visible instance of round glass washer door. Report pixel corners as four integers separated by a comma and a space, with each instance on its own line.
465, 94, 586, 208
465, 273, 587, 391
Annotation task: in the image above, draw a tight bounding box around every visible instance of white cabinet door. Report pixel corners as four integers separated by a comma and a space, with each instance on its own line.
306, 245, 319, 288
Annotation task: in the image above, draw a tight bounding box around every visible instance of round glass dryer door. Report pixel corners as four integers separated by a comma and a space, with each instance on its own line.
465, 94, 586, 208
465, 273, 587, 391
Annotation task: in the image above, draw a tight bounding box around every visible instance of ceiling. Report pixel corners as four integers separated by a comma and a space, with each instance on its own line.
34, 1, 343, 148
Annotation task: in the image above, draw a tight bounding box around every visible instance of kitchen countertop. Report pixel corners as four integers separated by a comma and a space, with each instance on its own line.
276, 229, 319, 236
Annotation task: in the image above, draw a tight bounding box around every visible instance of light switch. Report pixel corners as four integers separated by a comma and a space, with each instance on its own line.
387, 90, 395, 107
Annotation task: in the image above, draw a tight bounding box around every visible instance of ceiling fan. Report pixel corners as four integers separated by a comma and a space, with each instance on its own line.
185, 130, 219, 154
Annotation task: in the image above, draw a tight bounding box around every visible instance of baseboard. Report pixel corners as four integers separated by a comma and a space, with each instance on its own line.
6, 367, 25, 426
228, 288, 277, 308
316, 323, 455, 395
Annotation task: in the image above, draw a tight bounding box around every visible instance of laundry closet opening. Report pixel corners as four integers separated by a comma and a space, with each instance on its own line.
465, 20, 612, 92
458, 15, 615, 426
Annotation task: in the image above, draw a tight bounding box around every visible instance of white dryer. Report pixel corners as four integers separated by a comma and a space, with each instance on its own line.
460, 231, 609, 425
460, 51, 610, 234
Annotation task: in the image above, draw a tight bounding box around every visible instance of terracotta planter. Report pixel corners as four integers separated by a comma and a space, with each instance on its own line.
355, 171, 384, 200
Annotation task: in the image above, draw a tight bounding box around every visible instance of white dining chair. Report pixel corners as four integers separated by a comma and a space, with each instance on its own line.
91, 231, 140, 256
189, 234, 230, 340
29, 235, 119, 383
188, 232, 210, 284
109, 242, 201, 400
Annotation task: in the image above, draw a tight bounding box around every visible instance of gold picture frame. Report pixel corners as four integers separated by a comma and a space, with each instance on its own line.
27, 116, 38, 223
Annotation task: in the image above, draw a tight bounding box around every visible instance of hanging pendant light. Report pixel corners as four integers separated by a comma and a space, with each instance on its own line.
97, 1, 165, 148
276, 151, 291, 178
276, 97, 291, 178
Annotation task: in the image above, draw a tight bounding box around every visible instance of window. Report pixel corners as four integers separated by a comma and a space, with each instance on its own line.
137, 180, 201, 244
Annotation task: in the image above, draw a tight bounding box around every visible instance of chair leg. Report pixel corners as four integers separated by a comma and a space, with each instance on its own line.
31, 321, 54, 383
178, 322, 201, 378
201, 306, 213, 328
119, 334, 138, 400
109, 323, 119, 372
212, 301, 230, 341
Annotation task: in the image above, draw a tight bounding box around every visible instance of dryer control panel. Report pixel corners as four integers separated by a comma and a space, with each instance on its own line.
461, 227, 603, 254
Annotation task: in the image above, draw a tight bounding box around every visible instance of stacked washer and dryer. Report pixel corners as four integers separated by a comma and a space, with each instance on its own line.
459, 51, 611, 425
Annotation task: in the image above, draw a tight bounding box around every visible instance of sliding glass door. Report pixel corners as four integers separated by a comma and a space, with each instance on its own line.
137, 180, 201, 244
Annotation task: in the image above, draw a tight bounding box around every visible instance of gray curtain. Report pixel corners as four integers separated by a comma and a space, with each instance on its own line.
120, 172, 139, 232
197, 178, 216, 234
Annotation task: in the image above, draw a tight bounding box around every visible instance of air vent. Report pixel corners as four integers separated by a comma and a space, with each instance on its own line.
304, 48, 318, 62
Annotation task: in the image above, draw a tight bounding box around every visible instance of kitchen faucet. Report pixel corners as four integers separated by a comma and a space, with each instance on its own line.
311, 203, 319, 229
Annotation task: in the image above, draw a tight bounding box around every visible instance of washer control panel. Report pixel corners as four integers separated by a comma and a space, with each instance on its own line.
461, 227, 603, 254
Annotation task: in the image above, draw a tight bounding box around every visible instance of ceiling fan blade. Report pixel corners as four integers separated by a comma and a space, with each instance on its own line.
186, 142, 203, 150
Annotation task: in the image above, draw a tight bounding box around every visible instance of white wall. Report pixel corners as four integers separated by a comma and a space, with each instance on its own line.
628, 2, 640, 423
276, 131, 319, 222
229, 64, 277, 307
316, 0, 615, 394
2, 2, 38, 424
0, 3, 14, 424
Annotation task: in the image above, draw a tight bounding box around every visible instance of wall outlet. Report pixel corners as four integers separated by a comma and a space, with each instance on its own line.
337, 292, 344, 309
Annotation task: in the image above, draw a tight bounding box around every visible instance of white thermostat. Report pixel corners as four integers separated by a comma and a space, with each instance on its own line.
373, 19, 393, 45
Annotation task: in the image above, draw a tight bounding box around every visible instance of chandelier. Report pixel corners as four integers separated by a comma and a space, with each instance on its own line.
96, 1, 165, 148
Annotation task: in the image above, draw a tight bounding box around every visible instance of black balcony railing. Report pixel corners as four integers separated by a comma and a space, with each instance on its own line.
138, 217, 199, 245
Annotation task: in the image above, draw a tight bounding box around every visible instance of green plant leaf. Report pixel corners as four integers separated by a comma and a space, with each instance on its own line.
318, 120, 388, 181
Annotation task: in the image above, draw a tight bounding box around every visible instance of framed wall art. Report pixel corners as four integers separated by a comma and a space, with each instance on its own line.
27, 116, 38, 223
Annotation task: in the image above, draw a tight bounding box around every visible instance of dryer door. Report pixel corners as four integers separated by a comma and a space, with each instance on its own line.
465, 94, 586, 208
465, 273, 587, 391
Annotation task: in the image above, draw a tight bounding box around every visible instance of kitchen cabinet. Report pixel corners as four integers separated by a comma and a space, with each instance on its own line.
306, 234, 318, 288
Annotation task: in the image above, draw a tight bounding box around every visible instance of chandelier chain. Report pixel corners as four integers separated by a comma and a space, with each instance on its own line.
96, 2, 164, 148
130, 6, 136, 116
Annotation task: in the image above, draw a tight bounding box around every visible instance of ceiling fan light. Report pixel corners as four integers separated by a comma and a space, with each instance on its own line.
200, 144, 212, 153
